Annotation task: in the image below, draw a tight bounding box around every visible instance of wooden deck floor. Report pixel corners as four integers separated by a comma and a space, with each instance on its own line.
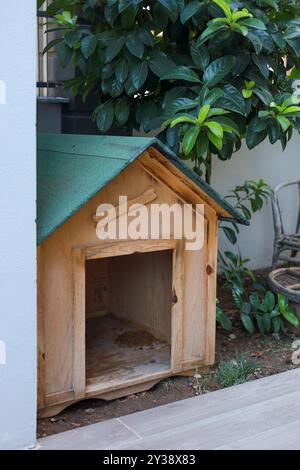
38, 368, 300, 450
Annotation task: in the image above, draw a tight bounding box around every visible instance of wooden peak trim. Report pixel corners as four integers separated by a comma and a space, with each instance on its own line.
92, 186, 157, 225
142, 147, 231, 219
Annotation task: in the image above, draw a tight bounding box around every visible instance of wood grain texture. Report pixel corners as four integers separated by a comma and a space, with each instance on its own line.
171, 241, 184, 372
205, 214, 218, 365
37, 246, 45, 409
85, 314, 170, 392
38, 157, 214, 414
109, 250, 173, 341
72, 247, 86, 399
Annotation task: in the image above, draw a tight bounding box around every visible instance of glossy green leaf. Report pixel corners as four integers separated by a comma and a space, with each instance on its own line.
196, 134, 209, 157
263, 314, 272, 332
182, 127, 200, 155
197, 105, 211, 124
114, 98, 130, 126
119, 0, 142, 13
282, 307, 299, 328
149, 57, 176, 78
202, 88, 224, 105
126, 34, 144, 58
272, 317, 282, 333
277, 293, 288, 312
284, 26, 300, 40
96, 101, 114, 132
277, 115, 291, 132
207, 130, 223, 150
131, 61, 148, 91
256, 315, 265, 334
161, 66, 200, 83
242, 89, 253, 99
180, 0, 202, 24
116, 59, 129, 84
250, 292, 260, 311
157, 0, 178, 22
191, 43, 210, 71
207, 108, 229, 118
109, 79, 123, 98
203, 56, 236, 87
106, 36, 125, 61
222, 225, 238, 244
265, 291, 276, 311
199, 23, 227, 45
241, 18, 267, 30
217, 308, 233, 331
205, 121, 224, 139
57, 42, 72, 67
252, 54, 270, 79
214, 0, 232, 19
81, 35, 97, 59
283, 106, 300, 115
43, 37, 63, 54
246, 32, 263, 54
170, 115, 196, 127
241, 314, 255, 334
65, 30, 82, 48
166, 98, 198, 118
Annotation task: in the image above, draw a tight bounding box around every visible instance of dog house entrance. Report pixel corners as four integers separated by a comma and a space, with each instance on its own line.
85, 249, 173, 392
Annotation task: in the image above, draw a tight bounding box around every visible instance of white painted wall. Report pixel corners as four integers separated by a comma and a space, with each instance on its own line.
0, 1, 36, 449
212, 133, 300, 270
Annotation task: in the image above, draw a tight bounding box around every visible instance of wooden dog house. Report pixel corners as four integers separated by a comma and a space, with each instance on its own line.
37, 134, 246, 417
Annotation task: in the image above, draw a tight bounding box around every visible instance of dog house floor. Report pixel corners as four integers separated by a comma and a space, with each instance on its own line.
85, 313, 171, 392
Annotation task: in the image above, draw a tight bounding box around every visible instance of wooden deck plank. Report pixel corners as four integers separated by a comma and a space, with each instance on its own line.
216, 419, 300, 450
39, 368, 300, 450
121, 368, 300, 438
116, 389, 300, 450
38, 418, 140, 450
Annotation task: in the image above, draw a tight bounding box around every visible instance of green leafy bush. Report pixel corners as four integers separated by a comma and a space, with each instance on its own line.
215, 355, 257, 387
218, 250, 299, 334
40, 0, 300, 178
235, 289, 299, 334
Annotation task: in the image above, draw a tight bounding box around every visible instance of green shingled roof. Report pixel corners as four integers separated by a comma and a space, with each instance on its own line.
37, 134, 248, 245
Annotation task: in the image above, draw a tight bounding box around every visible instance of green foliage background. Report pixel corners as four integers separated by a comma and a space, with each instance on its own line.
41, 0, 300, 177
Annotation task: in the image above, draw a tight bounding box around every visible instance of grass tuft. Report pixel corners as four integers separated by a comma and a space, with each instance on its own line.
215, 355, 257, 388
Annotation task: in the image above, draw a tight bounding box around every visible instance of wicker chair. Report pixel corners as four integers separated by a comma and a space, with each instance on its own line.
272, 181, 300, 269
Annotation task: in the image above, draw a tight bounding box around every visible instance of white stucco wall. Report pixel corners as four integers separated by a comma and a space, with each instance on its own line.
212, 133, 300, 270
0, 1, 36, 449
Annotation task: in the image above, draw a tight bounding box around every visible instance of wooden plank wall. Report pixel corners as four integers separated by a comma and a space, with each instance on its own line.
38, 158, 212, 405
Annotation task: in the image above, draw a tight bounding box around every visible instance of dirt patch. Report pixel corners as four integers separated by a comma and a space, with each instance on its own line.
37, 273, 300, 438
116, 330, 158, 348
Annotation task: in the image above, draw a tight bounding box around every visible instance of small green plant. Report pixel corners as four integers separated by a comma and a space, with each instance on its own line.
215, 355, 257, 388
217, 179, 274, 334
219, 250, 255, 293
233, 289, 299, 334
200, 0, 260, 41
216, 301, 232, 331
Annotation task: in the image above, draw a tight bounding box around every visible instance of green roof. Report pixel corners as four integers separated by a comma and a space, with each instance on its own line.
37, 134, 248, 245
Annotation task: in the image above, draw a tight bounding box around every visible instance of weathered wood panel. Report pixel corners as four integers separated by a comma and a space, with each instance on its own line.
39, 158, 210, 412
